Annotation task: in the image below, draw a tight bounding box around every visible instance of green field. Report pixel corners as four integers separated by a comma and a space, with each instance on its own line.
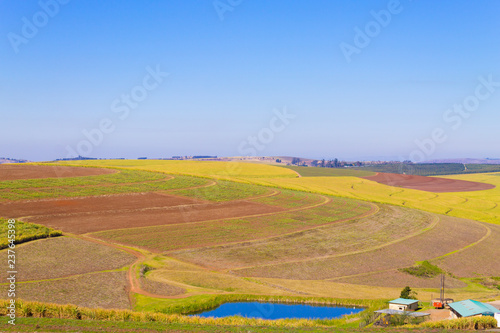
0, 219, 61, 249
282, 165, 376, 177
352, 163, 500, 176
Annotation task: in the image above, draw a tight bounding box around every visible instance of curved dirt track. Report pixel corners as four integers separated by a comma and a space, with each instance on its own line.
363, 172, 495, 193
0, 164, 116, 180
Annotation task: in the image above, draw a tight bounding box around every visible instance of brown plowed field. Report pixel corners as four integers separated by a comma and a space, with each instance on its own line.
0, 192, 200, 217
22, 197, 284, 234
0, 164, 116, 180
363, 172, 495, 193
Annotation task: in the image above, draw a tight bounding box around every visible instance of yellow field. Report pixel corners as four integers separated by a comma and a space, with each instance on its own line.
248, 174, 500, 225
54, 160, 298, 180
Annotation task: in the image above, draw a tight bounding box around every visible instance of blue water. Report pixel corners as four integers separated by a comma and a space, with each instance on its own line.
190, 302, 363, 320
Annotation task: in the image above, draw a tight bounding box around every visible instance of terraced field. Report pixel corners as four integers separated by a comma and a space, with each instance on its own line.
1, 161, 499, 317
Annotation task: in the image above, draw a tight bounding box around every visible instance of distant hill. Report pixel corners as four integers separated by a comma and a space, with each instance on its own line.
0, 157, 28, 164
424, 158, 500, 164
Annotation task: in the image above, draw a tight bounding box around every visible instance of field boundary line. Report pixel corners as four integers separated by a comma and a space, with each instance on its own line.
431, 221, 492, 261
175, 201, 378, 259
0, 267, 129, 286
230, 211, 439, 272
325, 268, 398, 282
87, 193, 330, 237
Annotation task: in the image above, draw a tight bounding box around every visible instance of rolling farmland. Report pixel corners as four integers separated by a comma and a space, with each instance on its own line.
1, 160, 499, 326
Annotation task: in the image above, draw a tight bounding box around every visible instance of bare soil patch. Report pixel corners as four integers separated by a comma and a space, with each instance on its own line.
0, 192, 200, 218
363, 172, 495, 193
0, 237, 135, 281
25, 198, 284, 234
0, 164, 115, 180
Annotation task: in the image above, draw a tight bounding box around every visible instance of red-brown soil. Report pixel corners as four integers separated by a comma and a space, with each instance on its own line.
12, 193, 284, 234
0, 192, 199, 217
0, 164, 115, 180
363, 173, 495, 193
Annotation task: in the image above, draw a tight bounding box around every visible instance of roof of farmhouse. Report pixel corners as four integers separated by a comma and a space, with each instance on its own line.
389, 298, 419, 305
449, 299, 499, 317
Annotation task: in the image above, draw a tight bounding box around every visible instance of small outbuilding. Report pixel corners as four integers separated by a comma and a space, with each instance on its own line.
448, 299, 499, 319
388, 298, 419, 311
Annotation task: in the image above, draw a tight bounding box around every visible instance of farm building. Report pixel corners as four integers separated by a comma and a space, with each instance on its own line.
388, 298, 419, 311
448, 299, 499, 319
495, 313, 500, 328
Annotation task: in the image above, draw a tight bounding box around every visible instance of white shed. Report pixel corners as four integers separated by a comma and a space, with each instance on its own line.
388, 298, 419, 311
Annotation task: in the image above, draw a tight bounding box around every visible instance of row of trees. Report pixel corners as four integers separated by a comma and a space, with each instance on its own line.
286, 157, 364, 168
310, 159, 363, 168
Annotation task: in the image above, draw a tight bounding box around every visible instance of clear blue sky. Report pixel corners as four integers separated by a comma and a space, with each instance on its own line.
1, 0, 499, 161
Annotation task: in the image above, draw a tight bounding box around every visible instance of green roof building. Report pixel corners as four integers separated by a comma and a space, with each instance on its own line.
448, 299, 499, 319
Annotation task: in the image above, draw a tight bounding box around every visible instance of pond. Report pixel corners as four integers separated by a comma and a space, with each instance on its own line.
190, 302, 364, 320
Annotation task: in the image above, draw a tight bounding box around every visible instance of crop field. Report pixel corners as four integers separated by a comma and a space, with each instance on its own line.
434, 222, 500, 277
53, 160, 299, 180
281, 166, 376, 177
0, 164, 116, 180
352, 163, 500, 176
233, 215, 486, 280
363, 172, 495, 192
0, 218, 61, 249
170, 205, 433, 270
0, 237, 135, 281
172, 180, 270, 202
12, 271, 130, 309
0, 173, 208, 201
91, 194, 372, 252
248, 173, 500, 225
2, 161, 500, 324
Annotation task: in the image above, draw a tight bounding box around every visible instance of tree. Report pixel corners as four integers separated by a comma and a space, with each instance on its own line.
320, 159, 325, 168
275, 159, 281, 163
291, 157, 301, 165
400, 286, 418, 300
311, 160, 319, 167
